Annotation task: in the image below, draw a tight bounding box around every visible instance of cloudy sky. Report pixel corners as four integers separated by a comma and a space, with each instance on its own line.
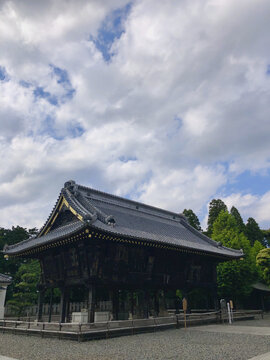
1, 0, 270, 230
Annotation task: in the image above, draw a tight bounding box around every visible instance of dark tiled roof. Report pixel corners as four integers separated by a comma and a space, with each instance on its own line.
0, 273, 12, 284
4, 180, 243, 259
5, 220, 85, 255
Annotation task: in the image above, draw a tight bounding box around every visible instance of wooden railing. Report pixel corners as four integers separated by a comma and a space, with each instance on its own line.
0, 310, 264, 341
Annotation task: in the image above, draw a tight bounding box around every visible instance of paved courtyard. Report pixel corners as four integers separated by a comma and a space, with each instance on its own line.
1, 316, 270, 360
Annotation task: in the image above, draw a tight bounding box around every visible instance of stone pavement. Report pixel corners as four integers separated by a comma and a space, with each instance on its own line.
248, 354, 270, 360
1, 316, 270, 360
0, 356, 18, 360
189, 324, 270, 336
189, 319, 270, 360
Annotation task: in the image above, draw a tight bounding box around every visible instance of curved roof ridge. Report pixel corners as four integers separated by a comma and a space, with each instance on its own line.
64, 188, 90, 218
77, 194, 109, 223
37, 191, 63, 237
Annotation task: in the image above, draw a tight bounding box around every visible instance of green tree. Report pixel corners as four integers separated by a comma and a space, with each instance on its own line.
262, 229, 270, 247
7, 260, 41, 316
183, 209, 202, 231
212, 210, 256, 304
207, 199, 227, 236
256, 248, 270, 286
230, 206, 246, 234
0, 226, 39, 301
246, 217, 264, 246
250, 240, 265, 280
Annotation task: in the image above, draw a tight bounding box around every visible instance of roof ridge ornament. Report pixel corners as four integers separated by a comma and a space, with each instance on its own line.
105, 215, 116, 226
64, 180, 79, 196
83, 213, 97, 224
64, 180, 76, 188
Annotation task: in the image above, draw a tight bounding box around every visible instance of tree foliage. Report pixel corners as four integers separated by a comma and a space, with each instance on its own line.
207, 199, 227, 236
246, 217, 264, 246
183, 209, 201, 231
0, 226, 29, 275
262, 229, 270, 247
256, 248, 270, 286
230, 206, 246, 234
212, 210, 257, 304
0, 226, 39, 302
7, 260, 41, 316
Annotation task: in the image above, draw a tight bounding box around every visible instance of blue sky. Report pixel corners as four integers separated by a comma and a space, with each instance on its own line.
91, 2, 132, 62
0, 0, 270, 230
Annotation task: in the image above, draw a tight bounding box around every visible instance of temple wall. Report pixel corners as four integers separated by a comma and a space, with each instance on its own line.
0, 285, 8, 319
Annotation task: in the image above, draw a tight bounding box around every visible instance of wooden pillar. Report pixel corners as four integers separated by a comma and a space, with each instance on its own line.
162, 289, 167, 314
88, 284, 96, 323
48, 288, 53, 323
212, 286, 218, 311
60, 288, 67, 323
206, 296, 209, 311
175, 291, 180, 315
260, 292, 265, 311
66, 289, 70, 323
154, 290, 160, 317
37, 289, 45, 322
143, 290, 150, 318
112, 289, 119, 320
129, 291, 134, 319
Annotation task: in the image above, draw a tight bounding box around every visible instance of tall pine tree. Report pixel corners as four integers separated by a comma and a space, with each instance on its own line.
230, 206, 246, 234
207, 199, 227, 236
246, 217, 264, 246
183, 209, 202, 231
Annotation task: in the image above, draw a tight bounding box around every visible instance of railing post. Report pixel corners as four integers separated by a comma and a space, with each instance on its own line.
59, 322, 62, 339
153, 317, 157, 332
218, 310, 221, 324
41, 322, 44, 338
78, 323, 82, 342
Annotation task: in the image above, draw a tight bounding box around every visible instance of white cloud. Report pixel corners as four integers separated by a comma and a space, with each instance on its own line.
1, 0, 270, 230
222, 192, 270, 229
138, 165, 226, 215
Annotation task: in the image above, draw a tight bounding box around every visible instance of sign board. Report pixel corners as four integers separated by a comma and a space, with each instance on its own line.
182, 297, 188, 329
182, 297, 187, 312
229, 300, 233, 310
